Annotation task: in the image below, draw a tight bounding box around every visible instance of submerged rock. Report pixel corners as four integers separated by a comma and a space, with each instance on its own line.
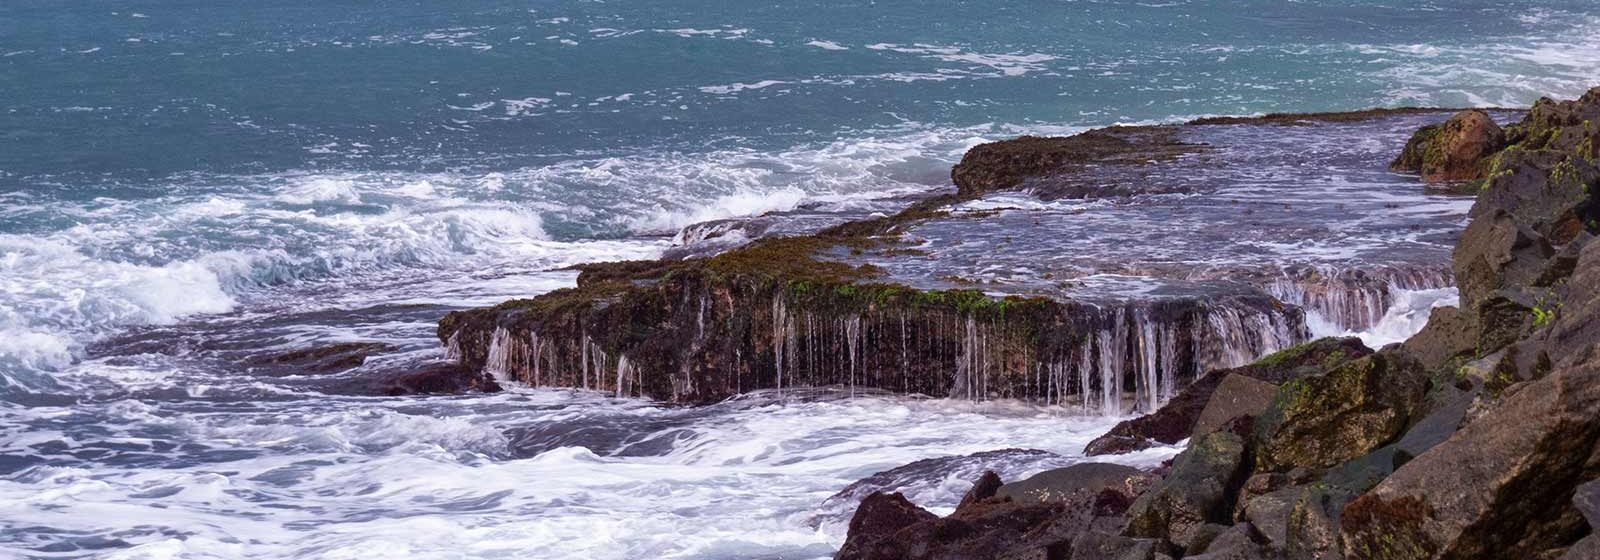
245, 341, 397, 374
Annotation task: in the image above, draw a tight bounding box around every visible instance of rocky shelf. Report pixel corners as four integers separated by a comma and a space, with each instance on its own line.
438, 108, 1487, 413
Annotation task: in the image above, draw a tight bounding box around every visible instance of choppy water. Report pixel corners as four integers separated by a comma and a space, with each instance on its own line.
2, 1, 1597, 558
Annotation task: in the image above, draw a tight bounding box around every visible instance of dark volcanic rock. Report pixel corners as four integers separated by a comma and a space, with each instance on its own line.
1125, 429, 1250, 549
1251, 350, 1429, 473
1390, 109, 1506, 183
1400, 305, 1479, 372
995, 463, 1155, 508
837, 468, 1162, 560
949, 127, 1199, 198
1085, 338, 1370, 456
1340, 353, 1600, 559
836, 492, 941, 560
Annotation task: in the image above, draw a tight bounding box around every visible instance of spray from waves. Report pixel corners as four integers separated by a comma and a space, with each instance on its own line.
1306, 285, 1459, 349
0, 119, 1088, 379
1353, 12, 1600, 107
0, 389, 1178, 560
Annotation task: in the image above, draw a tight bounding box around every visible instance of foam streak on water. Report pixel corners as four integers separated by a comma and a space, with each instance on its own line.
0, 389, 1172, 559
3, 1, 1599, 558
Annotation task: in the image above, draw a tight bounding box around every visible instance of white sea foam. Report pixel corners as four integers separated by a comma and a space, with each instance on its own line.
805, 40, 848, 51
0, 389, 1174, 559
1308, 286, 1460, 348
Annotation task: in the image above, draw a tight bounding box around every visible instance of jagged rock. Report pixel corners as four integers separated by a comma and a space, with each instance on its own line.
996, 463, 1155, 509
1401, 306, 1478, 372
1452, 210, 1554, 310
1390, 109, 1506, 183
998, 460, 1152, 505
1240, 487, 1296, 546
1340, 352, 1600, 559
959, 471, 1004, 509
836, 492, 940, 560
1252, 350, 1430, 473
1085, 338, 1369, 456
1284, 484, 1351, 559
838, 468, 1157, 560
1503, 87, 1600, 161
818, 448, 1067, 525
1576, 480, 1600, 528
1192, 374, 1279, 440
1544, 240, 1600, 367
1125, 429, 1250, 549
1475, 289, 1539, 360
1563, 481, 1600, 560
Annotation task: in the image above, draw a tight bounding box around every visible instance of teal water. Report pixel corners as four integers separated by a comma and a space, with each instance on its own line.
0, 2, 1596, 558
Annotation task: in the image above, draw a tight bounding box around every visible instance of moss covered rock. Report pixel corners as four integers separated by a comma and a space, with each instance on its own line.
1390, 110, 1506, 183
1252, 350, 1430, 473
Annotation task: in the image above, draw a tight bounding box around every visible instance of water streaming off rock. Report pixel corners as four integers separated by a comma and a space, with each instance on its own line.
3, 1, 1595, 557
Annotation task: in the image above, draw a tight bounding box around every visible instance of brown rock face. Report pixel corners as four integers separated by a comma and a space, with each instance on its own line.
837, 469, 1159, 560
836, 492, 940, 560
1340, 354, 1600, 559
1191, 374, 1279, 440
1390, 110, 1507, 183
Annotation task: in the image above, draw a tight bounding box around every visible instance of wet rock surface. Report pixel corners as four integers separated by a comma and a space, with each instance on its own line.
1391, 109, 1507, 183
1084, 337, 1371, 456
834, 88, 1600, 559
439, 109, 1481, 410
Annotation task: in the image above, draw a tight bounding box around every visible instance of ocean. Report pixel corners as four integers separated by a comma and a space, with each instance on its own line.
2, 1, 1597, 558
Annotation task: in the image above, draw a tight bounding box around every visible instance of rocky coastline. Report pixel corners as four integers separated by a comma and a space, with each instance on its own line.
832, 89, 1600, 559
436, 86, 1600, 558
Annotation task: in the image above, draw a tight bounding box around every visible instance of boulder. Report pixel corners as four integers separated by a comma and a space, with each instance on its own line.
959, 470, 1004, 509
1239, 487, 1297, 546
836, 492, 940, 560
1400, 305, 1478, 372
1085, 338, 1370, 456
1390, 109, 1506, 183
1340, 353, 1600, 559
1125, 429, 1250, 549
996, 463, 1155, 509
1063, 532, 1159, 560
1563, 481, 1600, 560
1252, 350, 1430, 473
1183, 523, 1269, 560
1191, 374, 1279, 439
1452, 209, 1554, 311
